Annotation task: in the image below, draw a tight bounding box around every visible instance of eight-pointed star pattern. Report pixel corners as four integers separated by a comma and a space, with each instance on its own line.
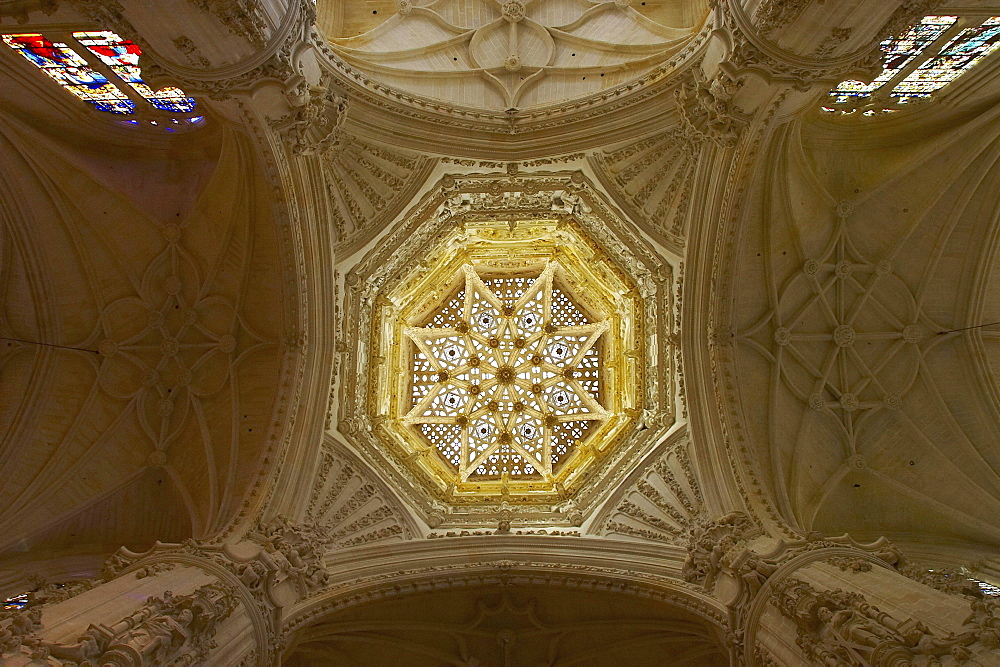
404, 263, 609, 481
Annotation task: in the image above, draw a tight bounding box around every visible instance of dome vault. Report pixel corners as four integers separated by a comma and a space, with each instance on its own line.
337, 170, 676, 523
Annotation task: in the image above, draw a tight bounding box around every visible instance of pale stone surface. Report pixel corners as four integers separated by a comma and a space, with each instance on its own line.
0, 0, 999, 665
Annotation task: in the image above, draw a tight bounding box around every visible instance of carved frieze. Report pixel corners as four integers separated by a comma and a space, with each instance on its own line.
771, 577, 1000, 664
1, 582, 237, 666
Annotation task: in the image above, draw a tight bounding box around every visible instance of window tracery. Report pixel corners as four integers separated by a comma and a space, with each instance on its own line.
824, 15, 1000, 115
405, 264, 608, 481
2, 29, 199, 127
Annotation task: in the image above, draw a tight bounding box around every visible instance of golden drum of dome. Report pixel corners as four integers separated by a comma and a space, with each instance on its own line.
370, 218, 643, 504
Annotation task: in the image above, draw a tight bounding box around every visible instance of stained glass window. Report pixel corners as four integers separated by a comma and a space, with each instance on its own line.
405, 263, 609, 481
3, 592, 29, 610
2, 33, 135, 113
893, 18, 1000, 101
829, 16, 957, 105
3, 30, 197, 119
824, 15, 1000, 114
73, 31, 195, 113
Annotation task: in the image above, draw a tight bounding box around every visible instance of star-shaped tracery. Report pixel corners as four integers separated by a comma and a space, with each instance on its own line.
404, 263, 609, 481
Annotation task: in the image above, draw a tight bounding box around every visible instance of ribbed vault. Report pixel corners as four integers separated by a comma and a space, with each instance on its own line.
0, 54, 297, 555
285, 584, 727, 666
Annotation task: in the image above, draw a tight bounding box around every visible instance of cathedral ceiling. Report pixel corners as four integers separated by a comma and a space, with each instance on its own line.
319, 0, 710, 112
1, 0, 999, 600
285, 584, 727, 666
0, 59, 297, 555
723, 103, 1000, 547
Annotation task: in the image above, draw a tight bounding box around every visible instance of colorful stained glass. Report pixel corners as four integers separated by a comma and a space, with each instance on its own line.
2, 33, 135, 113
73, 31, 195, 113
3, 592, 29, 610
894, 18, 1000, 101
829, 16, 957, 104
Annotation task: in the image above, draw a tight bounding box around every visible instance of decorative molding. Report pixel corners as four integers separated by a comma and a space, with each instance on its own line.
285, 587, 727, 664
286, 556, 730, 637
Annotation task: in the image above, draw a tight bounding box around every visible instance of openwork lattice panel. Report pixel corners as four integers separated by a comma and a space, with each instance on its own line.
404, 264, 608, 481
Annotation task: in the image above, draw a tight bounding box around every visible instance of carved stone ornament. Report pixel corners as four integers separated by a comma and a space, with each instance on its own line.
682, 511, 759, 589
772, 578, 1000, 665
601, 435, 704, 544
273, 77, 349, 156
101, 517, 333, 602
248, 515, 333, 594
752, 0, 811, 36
712, 0, 884, 92
1, 582, 237, 666
90, 516, 335, 665
673, 68, 746, 146
589, 129, 699, 251
187, 0, 268, 46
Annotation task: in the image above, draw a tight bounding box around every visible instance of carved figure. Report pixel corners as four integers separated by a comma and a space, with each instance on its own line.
129, 607, 193, 661
817, 605, 897, 648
